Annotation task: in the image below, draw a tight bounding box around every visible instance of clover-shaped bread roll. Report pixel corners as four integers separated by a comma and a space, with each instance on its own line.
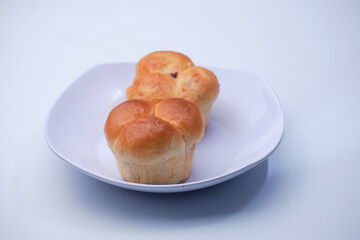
104, 98, 205, 184
127, 51, 220, 127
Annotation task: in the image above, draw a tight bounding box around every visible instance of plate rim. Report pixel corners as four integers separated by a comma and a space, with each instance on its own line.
44, 62, 284, 193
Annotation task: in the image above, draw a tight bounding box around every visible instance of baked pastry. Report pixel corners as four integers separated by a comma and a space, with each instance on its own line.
104, 98, 205, 184
126, 51, 219, 127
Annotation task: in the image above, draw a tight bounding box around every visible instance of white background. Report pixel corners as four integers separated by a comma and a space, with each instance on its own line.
1, 0, 360, 239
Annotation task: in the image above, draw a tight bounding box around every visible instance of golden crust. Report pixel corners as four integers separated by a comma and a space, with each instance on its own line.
154, 98, 205, 148
104, 99, 152, 152
136, 51, 194, 75
104, 98, 205, 184
126, 73, 175, 103
116, 116, 183, 163
127, 51, 219, 126
175, 66, 219, 125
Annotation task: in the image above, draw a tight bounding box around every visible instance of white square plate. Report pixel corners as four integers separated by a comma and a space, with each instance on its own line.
45, 63, 284, 193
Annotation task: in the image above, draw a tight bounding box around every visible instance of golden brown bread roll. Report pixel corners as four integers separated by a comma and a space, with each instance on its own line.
104, 98, 205, 184
127, 51, 219, 127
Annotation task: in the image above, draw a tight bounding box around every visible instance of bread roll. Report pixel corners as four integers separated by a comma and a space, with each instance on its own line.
104, 98, 205, 184
126, 51, 219, 127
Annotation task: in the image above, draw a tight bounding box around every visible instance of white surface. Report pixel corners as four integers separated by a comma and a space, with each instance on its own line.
45, 63, 284, 192
1, 0, 359, 239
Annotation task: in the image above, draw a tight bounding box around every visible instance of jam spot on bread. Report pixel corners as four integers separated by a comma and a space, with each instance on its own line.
170, 72, 178, 78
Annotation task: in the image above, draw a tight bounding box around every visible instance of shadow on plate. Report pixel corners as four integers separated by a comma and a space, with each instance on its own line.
67, 159, 268, 222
